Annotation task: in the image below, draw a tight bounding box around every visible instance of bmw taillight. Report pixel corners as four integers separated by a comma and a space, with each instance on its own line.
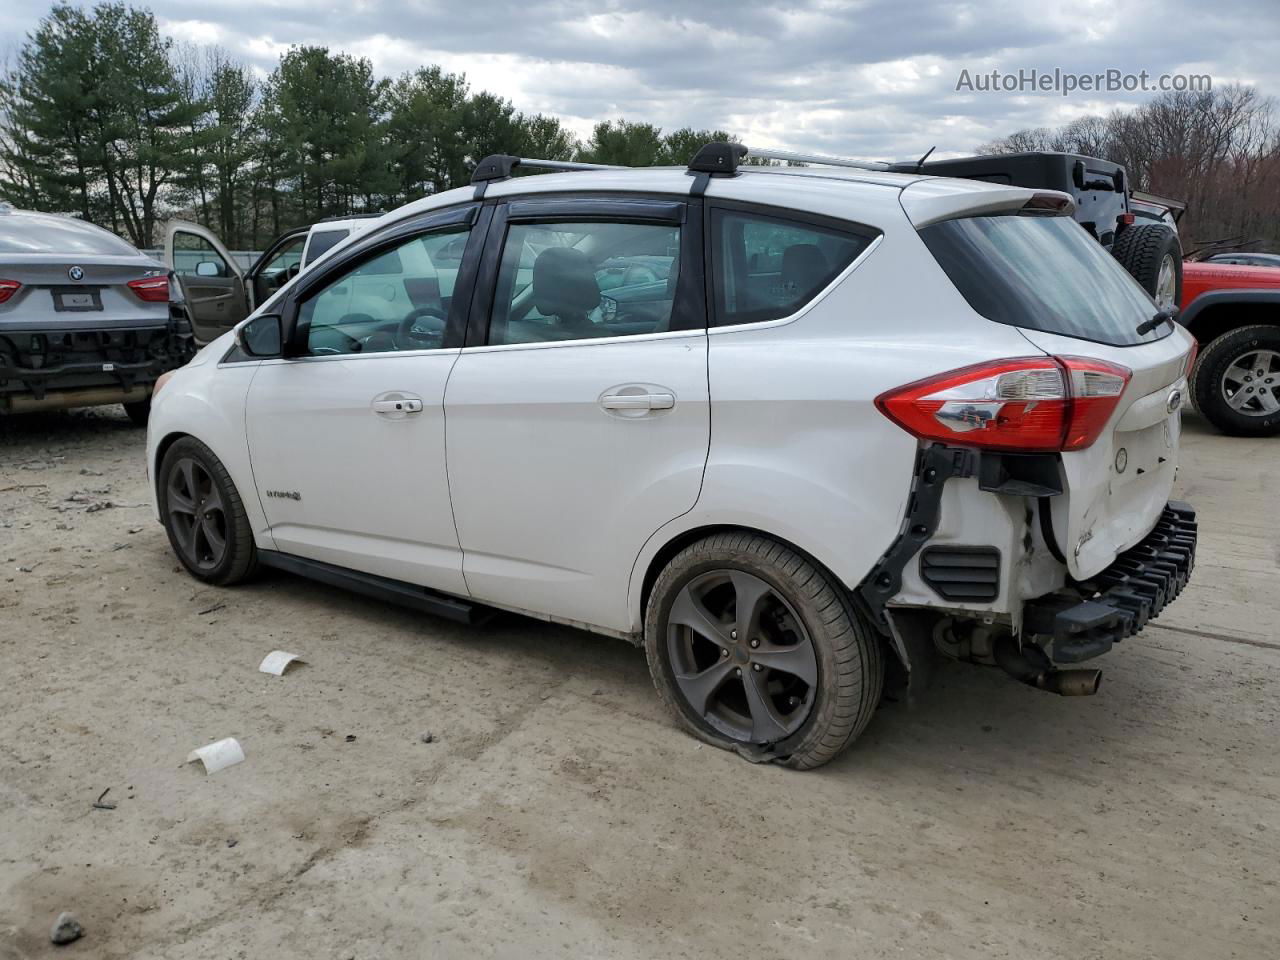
875, 356, 1131, 453
128, 276, 170, 302
0, 279, 20, 303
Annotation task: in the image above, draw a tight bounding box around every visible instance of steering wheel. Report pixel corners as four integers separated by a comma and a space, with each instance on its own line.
397, 306, 447, 347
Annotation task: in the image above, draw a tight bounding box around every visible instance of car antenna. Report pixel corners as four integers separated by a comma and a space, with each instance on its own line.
914, 146, 936, 173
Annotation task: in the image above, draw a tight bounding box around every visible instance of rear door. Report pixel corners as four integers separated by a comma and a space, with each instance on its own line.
164, 221, 249, 343
443, 195, 708, 633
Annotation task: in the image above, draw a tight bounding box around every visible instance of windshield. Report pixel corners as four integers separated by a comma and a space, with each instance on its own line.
920, 214, 1165, 347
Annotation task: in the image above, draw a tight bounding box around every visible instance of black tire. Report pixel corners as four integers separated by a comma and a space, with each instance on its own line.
1112, 224, 1182, 310
1191, 325, 1280, 436
644, 532, 884, 770
123, 399, 151, 427
158, 436, 258, 585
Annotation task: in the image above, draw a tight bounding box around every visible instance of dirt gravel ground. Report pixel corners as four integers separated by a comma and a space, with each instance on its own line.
1, 407, 1277, 959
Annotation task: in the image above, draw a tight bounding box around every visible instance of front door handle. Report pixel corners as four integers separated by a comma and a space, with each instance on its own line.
600, 392, 675, 411
372, 394, 424, 418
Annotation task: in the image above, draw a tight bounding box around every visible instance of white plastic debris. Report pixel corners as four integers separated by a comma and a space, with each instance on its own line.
258, 651, 305, 676
186, 738, 245, 774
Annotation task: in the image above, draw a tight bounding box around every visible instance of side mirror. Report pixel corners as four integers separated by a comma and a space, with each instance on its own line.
236, 313, 283, 358
195, 260, 221, 277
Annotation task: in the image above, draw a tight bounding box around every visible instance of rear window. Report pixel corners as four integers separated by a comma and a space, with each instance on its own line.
303, 229, 349, 265
0, 213, 139, 256
920, 214, 1165, 347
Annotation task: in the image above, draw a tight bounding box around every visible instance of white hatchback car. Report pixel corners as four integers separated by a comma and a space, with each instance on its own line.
147, 143, 1197, 768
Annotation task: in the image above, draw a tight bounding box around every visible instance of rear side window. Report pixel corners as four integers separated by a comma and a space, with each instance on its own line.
920, 214, 1164, 346
711, 209, 873, 326
303, 229, 349, 266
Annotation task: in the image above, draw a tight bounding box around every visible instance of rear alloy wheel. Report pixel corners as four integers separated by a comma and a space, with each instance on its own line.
1192, 325, 1280, 436
159, 437, 258, 585
645, 532, 883, 769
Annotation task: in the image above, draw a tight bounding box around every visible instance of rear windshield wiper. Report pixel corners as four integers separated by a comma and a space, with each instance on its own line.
1136, 308, 1178, 336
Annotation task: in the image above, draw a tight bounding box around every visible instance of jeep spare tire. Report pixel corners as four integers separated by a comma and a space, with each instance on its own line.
1111, 224, 1183, 311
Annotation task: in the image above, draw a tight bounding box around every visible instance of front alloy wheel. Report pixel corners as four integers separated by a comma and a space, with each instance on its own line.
645, 532, 883, 769
159, 437, 258, 585
166, 457, 229, 571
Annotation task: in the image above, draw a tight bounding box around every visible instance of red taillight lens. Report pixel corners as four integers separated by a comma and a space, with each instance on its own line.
876, 356, 1131, 453
1183, 338, 1199, 380
128, 276, 169, 302
0, 279, 20, 304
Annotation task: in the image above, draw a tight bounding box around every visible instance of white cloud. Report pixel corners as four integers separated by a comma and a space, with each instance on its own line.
4, 0, 1278, 157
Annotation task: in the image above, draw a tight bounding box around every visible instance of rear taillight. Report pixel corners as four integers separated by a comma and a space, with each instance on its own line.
0, 279, 20, 303
1184, 338, 1199, 380
128, 276, 169, 302
876, 356, 1131, 453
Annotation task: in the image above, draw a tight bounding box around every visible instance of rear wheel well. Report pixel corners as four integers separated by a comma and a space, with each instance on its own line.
1186, 300, 1280, 345
640, 524, 858, 628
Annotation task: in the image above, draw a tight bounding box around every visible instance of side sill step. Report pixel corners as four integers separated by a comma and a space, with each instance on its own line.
257, 551, 495, 625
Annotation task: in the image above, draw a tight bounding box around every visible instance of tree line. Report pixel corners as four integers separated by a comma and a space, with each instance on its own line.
3, 4, 1277, 255
0, 3, 732, 249
978, 86, 1280, 252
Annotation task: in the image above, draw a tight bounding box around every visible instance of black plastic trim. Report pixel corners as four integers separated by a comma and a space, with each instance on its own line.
920, 546, 1000, 602
855, 444, 979, 629
1178, 289, 1280, 330
257, 551, 495, 625
1024, 501, 1197, 662
505, 197, 685, 223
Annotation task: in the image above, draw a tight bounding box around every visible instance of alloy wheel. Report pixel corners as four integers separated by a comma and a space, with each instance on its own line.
665, 570, 817, 743
166, 457, 228, 571
1221, 348, 1280, 417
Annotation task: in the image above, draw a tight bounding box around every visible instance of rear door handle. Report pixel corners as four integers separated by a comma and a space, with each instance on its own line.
600, 392, 675, 411
372, 394, 424, 417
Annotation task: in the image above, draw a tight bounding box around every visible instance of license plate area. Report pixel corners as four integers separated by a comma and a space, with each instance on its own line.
51, 286, 103, 312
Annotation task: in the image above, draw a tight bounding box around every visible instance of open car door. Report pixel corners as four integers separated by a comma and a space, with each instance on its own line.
245, 226, 309, 311
164, 221, 250, 344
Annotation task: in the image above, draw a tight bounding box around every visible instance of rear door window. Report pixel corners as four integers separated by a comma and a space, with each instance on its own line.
487, 220, 681, 345
920, 214, 1165, 346
710, 209, 874, 326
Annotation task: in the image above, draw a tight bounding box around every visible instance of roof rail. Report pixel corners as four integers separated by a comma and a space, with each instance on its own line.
746, 146, 891, 172
471, 154, 627, 185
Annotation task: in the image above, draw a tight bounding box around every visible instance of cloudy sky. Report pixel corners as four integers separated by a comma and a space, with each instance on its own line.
4, 0, 1279, 159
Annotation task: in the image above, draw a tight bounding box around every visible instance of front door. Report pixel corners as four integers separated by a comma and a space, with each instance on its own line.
444, 196, 709, 632
245, 210, 483, 595
164, 221, 249, 344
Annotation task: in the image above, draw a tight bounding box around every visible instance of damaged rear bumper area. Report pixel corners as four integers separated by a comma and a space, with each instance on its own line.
1024, 500, 1197, 663
0, 317, 193, 414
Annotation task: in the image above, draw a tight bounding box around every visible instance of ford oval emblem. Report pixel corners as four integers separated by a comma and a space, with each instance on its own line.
68, 265, 84, 281
1166, 388, 1183, 414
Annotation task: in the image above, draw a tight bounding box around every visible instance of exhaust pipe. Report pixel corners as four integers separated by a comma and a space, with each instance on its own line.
993, 634, 1101, 697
